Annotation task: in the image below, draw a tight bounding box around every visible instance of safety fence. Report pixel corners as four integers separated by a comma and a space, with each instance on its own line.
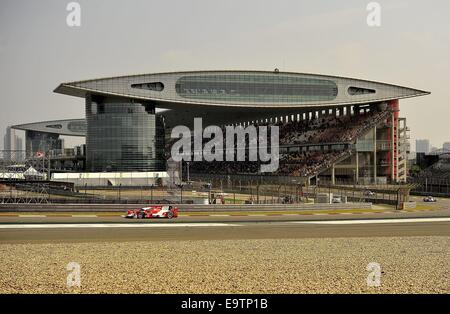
0, 202, 373, 212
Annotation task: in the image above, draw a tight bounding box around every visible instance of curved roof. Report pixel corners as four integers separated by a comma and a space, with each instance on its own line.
54, 70, 429, 109
12, 119, 86, 136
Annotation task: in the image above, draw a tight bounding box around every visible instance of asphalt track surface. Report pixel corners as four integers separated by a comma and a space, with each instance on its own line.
1, 217, 449, 244
0, 195, 449, 243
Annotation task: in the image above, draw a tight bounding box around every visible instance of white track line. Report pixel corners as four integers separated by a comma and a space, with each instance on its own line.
0, 223, 241, 229
18, 215, 46, 218
290, 218, 450, 225
71, 215, 98, 218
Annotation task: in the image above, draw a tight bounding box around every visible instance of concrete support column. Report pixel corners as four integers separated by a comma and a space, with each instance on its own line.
391, 112, 395, 181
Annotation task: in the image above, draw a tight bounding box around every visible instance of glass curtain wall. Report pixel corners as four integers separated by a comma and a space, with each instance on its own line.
85, 95, 165, 172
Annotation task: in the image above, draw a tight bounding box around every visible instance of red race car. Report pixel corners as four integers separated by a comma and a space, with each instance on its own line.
124, 205, 179, 219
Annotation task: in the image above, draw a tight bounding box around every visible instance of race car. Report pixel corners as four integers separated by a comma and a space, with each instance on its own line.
423, 196, 437, 202
363, 190, 376, 197
124, 205, 179, 219
332, 196, 342, 203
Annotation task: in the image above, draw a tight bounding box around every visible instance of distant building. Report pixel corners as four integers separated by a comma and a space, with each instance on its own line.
11, 119, 85, 158
443, 142, 450, 150
416, 139, 430, 154
3, 126, 23, 161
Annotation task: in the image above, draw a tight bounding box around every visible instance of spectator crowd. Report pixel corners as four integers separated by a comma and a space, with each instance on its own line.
167, 107, 391, 178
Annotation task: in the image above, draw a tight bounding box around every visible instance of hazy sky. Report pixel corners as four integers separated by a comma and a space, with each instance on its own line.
1, 0, 449, 150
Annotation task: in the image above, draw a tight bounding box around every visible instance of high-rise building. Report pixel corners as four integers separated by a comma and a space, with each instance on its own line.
3, 126, 23, 161
416, 139, 430, 154
443, 142, 450, 150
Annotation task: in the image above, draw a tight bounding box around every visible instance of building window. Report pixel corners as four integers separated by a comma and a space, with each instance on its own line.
348, 87, 376, 95
175, 74, 338, 103
131, 82, 164, 91
45, 124, 63, 129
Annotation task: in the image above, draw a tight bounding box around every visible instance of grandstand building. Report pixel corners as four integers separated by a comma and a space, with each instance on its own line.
8, 70, 429, 185
11, 119, 86, 157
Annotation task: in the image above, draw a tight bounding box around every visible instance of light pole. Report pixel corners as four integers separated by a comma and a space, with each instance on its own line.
208, 182, 212, 204
186, 161, 190, 182
150, 184, 153, 203
329, 184, 331, 203
180, 184, 183, 204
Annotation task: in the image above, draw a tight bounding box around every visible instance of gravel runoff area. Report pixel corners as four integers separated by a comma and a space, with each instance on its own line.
0, 236, 449, 294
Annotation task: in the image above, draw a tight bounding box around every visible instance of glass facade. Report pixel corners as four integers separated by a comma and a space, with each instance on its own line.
25, 131, 63, 157
85, 95, 165, 172
175, 74, 338, 103
67, 120, 87, 133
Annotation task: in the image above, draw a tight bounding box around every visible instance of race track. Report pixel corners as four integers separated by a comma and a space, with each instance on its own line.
1, 195, 449, 243
1, 217, 449, 243
1, 198, 449, 294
